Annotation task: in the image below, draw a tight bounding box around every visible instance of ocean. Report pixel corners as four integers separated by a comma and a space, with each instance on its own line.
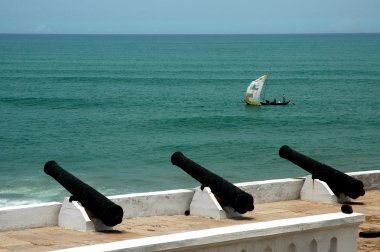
0, 34, 379, 207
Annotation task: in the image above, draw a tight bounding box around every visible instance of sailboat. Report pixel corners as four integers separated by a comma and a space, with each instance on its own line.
245, 75, 290, 106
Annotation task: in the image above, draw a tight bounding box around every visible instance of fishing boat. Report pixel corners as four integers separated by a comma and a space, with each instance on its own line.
245, 75, 290, 106
260, 100, 290, 106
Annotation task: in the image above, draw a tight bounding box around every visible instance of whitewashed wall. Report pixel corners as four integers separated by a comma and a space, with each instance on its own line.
0, 202, 61, 231
52, 213, 364, 252
0, 170, 378, 231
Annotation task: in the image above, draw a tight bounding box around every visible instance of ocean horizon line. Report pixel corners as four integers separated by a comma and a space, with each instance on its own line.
1, 32, 379, 36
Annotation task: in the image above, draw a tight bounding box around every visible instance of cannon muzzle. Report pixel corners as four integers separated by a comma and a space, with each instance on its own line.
171, 152, 254, 214
279, 145, 365, 199
44, 161, 124, 226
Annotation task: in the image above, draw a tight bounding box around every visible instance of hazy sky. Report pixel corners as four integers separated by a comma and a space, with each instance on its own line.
0, 0, 379, 34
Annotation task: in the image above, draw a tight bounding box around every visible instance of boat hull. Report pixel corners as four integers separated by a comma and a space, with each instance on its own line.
260, 101, 290, 106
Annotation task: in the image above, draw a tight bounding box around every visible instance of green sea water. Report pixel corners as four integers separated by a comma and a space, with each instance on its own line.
0, 34, 379, 207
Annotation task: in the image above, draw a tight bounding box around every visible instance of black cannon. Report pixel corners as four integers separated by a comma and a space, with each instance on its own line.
44, 161, 124, 226
279, 145, 365, 199
171, 152, 254, 214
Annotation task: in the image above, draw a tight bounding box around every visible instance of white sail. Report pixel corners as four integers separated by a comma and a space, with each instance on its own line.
245, 75, 267, 106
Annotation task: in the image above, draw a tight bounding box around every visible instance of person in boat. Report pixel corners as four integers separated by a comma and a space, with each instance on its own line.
273, 98, 276, 104
282, 95, 286, 103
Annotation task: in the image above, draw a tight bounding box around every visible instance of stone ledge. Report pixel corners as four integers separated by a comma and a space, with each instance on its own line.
52, 212, 365, 252
0, 170, 378, 232
0, 202, 61, 231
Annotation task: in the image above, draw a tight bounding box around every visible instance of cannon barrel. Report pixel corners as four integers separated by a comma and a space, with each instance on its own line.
171, 152, 254, 214
44, 161, 124, 226
279, 145, 365, 199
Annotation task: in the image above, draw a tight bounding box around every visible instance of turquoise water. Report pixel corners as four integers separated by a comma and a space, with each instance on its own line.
1, 34, 379, 207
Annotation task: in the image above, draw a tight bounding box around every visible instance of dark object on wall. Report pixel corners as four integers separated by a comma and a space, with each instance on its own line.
341, 204, 353, 214
279, 145, 365, 199
359, 231, 380, 238
44, 161, 124, 226
171, 151, 254, 214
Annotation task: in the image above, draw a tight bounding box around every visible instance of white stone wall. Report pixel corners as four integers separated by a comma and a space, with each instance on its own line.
348, 170, 380, 190
108, 178, 305, 219
236, 178, 305, 204
0, 202, 61, 231
52, 213, 364, 252
0, 170, 378, 231
109, 189, 194, 218
185, 226, 357, 252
